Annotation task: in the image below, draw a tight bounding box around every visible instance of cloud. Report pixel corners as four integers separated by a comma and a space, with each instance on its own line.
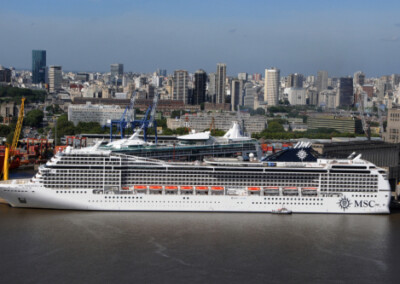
228, 28, 237, 33
381, 35, 399, 42
395, 23, 400, 27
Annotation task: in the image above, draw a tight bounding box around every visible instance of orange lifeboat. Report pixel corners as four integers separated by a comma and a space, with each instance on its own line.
284, 187, 298, 190
149, 185, 163, 190
180, 186, 193, 190
121, 186, 130, 190
165, 186, 178, 190
302, 187, 318, 190
134, 185, 147, 190
196, 186, 209, 191
248, 187, 261, 191
211, 186, 224, 191
264, 186, 279, 190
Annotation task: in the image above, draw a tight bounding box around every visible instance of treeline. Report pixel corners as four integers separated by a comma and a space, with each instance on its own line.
0, 86, 46, 103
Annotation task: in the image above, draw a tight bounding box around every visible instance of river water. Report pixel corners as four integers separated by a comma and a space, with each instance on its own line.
1, 171, 400, 283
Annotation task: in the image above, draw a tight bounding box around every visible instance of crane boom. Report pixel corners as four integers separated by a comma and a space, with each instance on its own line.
10, 98, 25, 155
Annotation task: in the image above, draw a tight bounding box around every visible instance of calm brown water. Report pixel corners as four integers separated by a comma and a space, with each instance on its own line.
1, 205, 400, 284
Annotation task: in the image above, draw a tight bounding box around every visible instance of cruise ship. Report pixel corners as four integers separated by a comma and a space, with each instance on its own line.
0, 141, 391, 213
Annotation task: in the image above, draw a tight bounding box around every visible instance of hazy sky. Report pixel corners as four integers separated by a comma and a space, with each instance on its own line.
1, 0, 400, 77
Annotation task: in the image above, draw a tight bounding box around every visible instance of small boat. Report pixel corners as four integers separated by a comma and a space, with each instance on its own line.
211, 186, 224, 191
248, 187, 261, 191
134, 185, 147, 190
121, 186, 130, 190
272, 208, 292, 214
165, 186, 178, 190
196, 186, 209, 191
180, 186, 193, 190
149, 185, 163, 190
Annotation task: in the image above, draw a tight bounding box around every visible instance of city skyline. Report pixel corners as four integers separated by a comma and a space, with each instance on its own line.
1, 0, 400, 77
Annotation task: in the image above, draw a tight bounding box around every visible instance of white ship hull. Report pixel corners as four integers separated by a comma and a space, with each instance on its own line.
0, 180, 390, 214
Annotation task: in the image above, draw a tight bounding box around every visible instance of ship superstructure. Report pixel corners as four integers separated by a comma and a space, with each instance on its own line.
0, 141, 391, 213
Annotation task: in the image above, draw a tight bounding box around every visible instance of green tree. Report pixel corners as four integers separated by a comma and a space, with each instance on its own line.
171, 110, 181, 118
24, 109, 44, 127
0, 125, 12, 137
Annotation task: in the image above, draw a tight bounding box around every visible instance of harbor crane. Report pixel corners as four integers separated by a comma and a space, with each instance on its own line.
109, 92, 136, 141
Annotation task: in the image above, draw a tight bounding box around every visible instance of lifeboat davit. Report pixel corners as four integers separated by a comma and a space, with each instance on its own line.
211, 186, 224, 191
196, 186, 209, 191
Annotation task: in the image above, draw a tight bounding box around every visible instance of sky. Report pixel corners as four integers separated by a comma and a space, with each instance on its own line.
1, 0, 400, 77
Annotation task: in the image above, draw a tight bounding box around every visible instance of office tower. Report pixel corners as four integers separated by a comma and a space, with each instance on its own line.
49, 66, 62, 93
231, 80, 242, 111
252, 73, 262, 81
173, 70, 189, 104
316, 70, 328, 92
76, 72, 89, 82
287, 73, 304, 88
110, 63, 123, 78
156, 68, 167, 77
32, 50, 46, 84
336, 77, 353, 107
193, 69, 207, 105
238, 72, 248, 81
0, 66, 12, 83
208, 73, 217, 102
216, 63, 226, 104
354, 71, 365, 86
264, 68, 280, 106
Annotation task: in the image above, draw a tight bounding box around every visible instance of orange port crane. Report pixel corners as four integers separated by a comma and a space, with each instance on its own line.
2, 98, 25, 180
10, 98, 25, 155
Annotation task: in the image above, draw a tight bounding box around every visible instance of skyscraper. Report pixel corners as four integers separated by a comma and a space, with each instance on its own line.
354, 71, 365, 86
316, 70, 328, 92
231, 79, 245, 111
216, 63, 226, 104
264, 68, 280, 106
286, 73, 304, 88
173, 70, 189, 104
32, 50, 46, 84
49, 66, 62, 93
336, 77, 353, 107
208, 73, 217, 102
110, 63, 123, 78
193, 69, 207, 105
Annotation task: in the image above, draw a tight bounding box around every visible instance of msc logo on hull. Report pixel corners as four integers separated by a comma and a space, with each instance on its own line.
338, 197, 375, 211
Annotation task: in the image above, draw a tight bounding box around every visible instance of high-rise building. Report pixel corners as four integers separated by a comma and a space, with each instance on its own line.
208, 73, 217, 102
316, 70, 328, 92
336, 77, 353, 107
264, 68, 280, 106
231, 79, 244, 111
110, 63, 123, 78
156, 69, 167, 77
287, 73, 304, 88
49, 66, 62, 93
0, 66, 12, 83
354, 71, 365, 86
75, 72, 89, 82
252, 73, 262, 81
193, 69, 207, 105
32, 50, 46, 84
238, 72, 248, 81
173, 70, 189, 104
216, 63, 226, 104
